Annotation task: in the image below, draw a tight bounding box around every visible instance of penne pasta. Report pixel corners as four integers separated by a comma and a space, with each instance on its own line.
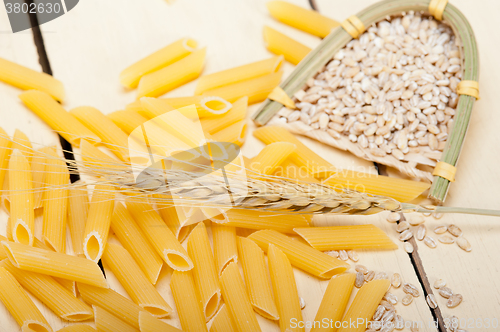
8, 149, 34, 245
201, 71, 282, 105
1, 241, 108, 288
137, 48, 206, 99
107, 110, 149, 135
337, 279, 391, 332
0, 266, 52, 332
31, 146, 51, 210
266, 1, 339, 38
83, 185, 115, 262
101, 243, 172, 318
187, 222, 221, 321
0, 127, 12, 193
310, 273, 356, 332
0, 235, 8, 260
96, 306, 138, 332
211, 120, 247, 146
195, 56, 283, 95
273, 159, 320, 183
126, 201, 193, 271
67, 183, 89, 255
120, 37, 198, 88
0, 258, 93, 322
250, 142, 296, 175
200, 96, 247, 135
78, 284, 145, 329
263, 26, 312, 65
248, 230, 349, 279
138, 311, 182, 332
156, 203, 193, 242
79, 139, 128, 172
57, 324, 96, 332
220, 262, 261, 332
223, 209, 310, 234
12, 129, 33, 162
170, 270, 208, 332
212, 223, 238, 277
42, 147, 70, 253
110, 203, 163, 285
268, 244, 303, 332
0, 56, 65, 101
294, 225, 397, 251
19, 90, 101, 147
209, 304, 237, 332
237, 237, 279, 320
70, 106, 131, 162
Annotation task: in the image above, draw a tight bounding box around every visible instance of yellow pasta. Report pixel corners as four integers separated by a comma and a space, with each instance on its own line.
57, 324, 96, 332
70, 106, 131, 162
201, 71, 282, 105
220, 262, 261, 332
237, 237, 279, 320
0, 266, 52, 332
67, 183, 89, 255
294, 225, 397, 251
0, 56, 65, 101
0, 259, 93, 322
137, 48, 206, 98
195, 56, 283, 95
107, 110, 149, 135
78, 284, 145, 329
126, 201, 193, 271
273, 160, 320, 184
19, 90, 101, 147
337, 279, 391, 332
79, 139, 128, 172
211, 120, 247, 146
94, 305, 139, 332
310, 273, 356, 332
200, 96, 247, 135
32, 146, 51, 210
138, 311, 182, 332
120, 38, 198, 88
212, 223, 238, 277
223, 209, 310, 234
248, 230, 349, 279
187, 222, 221, 321
83, 185, 115, 262
110, 203, 163, 285
250, 142, 296, 175
266, 1, 340, 38
12, 129, 33, 162
1, 241, 107, 288
0, 235, 8, 260
0, 127, 12, 193
263, 26, 312, 65
268, 244, 303, 332
102, 243, 172, 318
156, 203, 193, 242
170, 270, 208, 332
209, 304, 237, 332
8, 149, 34, 245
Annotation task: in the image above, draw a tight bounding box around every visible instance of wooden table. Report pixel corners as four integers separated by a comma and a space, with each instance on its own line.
0, 0, 498, 331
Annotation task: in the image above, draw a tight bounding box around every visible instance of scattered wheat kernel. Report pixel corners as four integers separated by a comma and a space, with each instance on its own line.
355, 272, 365, 288
399, 229, 414, 241
423, 236, 437, 248
380, 300, 393, 311
432, 212, 444, 219
299, 297, 306, 309
416, 224, 427, 241
408, 215, 425, 226
365, 270, 375, 282
403, 283, 420, 297
434, 279, 446, 289
402, 294, 413, 306
373, 305, 385, 321
434, 225, 448, 234
404, 242, 414, 253
396, 221, 410, 233
391, 273, 402, 288
374, 272, 388, 280
410, 326, 420, 332
347, 250, 359, 262
438, 286, 453, 299
394, 314, 404, 330
439, 234, 455, 244
339, 250, 349, 261
381, 310, 395, 323
355, 264, 368, 274
387, 212, 401, 223
447, 294, 463, 308
456, 237, 472, 252
324, 250, 339, 258
447, 224, 463, 237
426, 294, 438, 309
384, 292, 398, 305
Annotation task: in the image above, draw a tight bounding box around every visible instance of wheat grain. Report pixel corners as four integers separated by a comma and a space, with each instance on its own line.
433, 279, 446, 289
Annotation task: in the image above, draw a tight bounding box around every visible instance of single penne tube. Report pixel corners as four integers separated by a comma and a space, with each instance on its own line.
19, 90, 101, 147
156, 202, 193, 242
101, 243, 172, 318
8, 149, 34, 245
0, 266, 52, 332
200, 96, 248, 135
223, 209, 310, 234
0, 56, 65, 101
211, 120, 247, 146
1, 241, 108, 288
137, 48, 206, 99
57, 324, 96, 332
67, 183, 89, 255
220, 262, 261, 332
83, 184, 115, 262
195, 56, 283, 95
70, 106, 131, 162
248, 230, 349, 279
138, 311, 182, 332
94, 305, 139, 332
78, 284, 145, 330
110, 203, 163, 284
120, 37, 198, 88
79, 139, 129, 172
237, 237, 279, 320
311, 273, 356, 332
0, 259, 93, 322
0, 127, 12, 192
201, 71, 282, 105
294, 225, 397, 251
337, 279, 391, 332
32, 146, 52, 210
187, 222, 221, 321
266, 1, 339, 38
0, 235, 8, 260
42, 147, 70, 253
250, 142, 296, 175
212, 223, 238, 276
126, 201, 193, 271
268, 244, 303, 332
170, 270, 208, 332
273, 160, 320, 183
107, 110, 149, 135
209, 304, 237, 332
263, 26, 312, 65
12, 129, 33, 162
